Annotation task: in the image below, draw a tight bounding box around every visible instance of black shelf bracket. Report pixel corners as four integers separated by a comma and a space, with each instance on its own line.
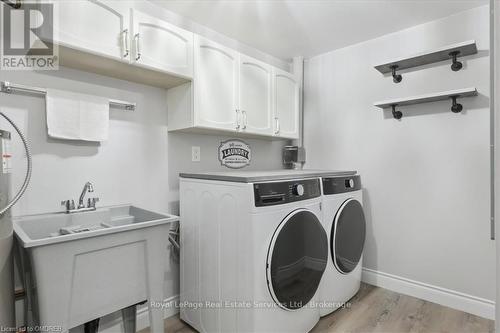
450, 96, 463, 113
449, 51, 463, 72
391, 65, 402, 83
391, 105, 403, 119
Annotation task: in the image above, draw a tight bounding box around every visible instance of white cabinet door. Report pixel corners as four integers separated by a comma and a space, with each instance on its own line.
51, 0, 129, 61
194, 36, 239, 131
274, 69, 300, 139
239, 55, 273, 136
131, 10, 193, 78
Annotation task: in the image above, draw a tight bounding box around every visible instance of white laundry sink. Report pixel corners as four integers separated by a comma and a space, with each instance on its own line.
14, 205, 178, 332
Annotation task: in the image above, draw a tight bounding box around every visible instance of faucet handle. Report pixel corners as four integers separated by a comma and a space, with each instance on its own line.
61, 199, 75, 211
87, 197, 99, 208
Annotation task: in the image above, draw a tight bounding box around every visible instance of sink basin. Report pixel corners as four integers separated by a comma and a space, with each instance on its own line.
15, 205, 176, 247
14, 205, 179, 332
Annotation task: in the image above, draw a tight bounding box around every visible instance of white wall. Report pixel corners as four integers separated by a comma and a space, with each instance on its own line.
304, 5, 495, 316
0, 67, 285, 328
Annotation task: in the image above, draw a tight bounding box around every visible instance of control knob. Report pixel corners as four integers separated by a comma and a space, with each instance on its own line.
292, 184, 305, 196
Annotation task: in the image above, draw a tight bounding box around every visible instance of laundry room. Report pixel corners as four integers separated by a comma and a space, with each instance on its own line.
0, 0, 498, 332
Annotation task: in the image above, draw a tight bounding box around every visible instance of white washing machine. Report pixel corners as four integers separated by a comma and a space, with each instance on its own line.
318, 174, 366, 317
179, 170, 333, 333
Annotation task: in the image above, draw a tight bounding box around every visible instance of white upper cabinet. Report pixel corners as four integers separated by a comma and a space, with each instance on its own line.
131, 10, 193, 78
168, 36, 301, 139
194, 36, 239, 131
43, 2, 299, 139
274, 68, 300, 139
51, 0, 130, 61
239, 55, 273, 136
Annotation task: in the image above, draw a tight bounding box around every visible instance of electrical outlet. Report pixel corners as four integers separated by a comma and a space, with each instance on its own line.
192, 146, 201, 162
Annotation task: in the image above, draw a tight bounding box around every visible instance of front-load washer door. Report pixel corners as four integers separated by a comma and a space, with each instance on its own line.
267, 208, 328, 310
332, 198, 366, 274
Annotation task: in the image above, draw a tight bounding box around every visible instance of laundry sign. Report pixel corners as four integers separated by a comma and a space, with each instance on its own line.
218, 139, 251, 169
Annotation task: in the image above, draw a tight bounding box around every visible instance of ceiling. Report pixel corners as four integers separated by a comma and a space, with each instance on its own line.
151, 0, 487, 60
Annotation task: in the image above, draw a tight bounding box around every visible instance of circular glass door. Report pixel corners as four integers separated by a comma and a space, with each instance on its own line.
332, 198, 366, 274
267, 209, 328, 310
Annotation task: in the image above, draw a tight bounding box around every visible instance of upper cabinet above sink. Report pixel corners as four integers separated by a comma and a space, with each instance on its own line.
131, 9, 193, 78
52, 0, 130, 61
38, 0, 192, 88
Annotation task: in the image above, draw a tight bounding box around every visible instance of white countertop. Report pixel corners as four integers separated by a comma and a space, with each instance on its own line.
179, 169, 357, 183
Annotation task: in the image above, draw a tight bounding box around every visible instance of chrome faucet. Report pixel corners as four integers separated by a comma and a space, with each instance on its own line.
78, 182, 94, 209
61, 182, 99, 214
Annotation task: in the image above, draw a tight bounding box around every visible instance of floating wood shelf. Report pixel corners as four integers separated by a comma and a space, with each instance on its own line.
374, 40, 477, 74
374, 87, 477, 108
373, 87, 478, 119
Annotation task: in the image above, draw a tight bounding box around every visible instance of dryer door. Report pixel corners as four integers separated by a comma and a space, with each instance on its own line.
267, 209, 328, 310
332, 198, 366, 274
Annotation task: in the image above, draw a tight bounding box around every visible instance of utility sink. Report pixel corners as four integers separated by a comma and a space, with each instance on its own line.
14, 205, 179, 333
15, 205, 177, 247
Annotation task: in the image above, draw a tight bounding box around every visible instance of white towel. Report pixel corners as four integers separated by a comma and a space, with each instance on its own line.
46, 89, 109, 142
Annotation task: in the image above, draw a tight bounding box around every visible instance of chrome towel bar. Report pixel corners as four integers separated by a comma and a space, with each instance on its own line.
1, 81, 136, 111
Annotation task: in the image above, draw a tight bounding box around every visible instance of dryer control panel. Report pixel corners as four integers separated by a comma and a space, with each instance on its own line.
254, 178, 320, 207
322, 175, 361, 195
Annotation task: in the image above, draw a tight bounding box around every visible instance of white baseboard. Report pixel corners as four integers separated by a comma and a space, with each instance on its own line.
99, 295, 180, 333
362, 268, 495, 320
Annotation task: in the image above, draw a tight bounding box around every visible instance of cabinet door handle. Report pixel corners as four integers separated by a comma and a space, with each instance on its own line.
122, 29, 129, 58
235, 109, 240, 130
242, 110, 247, 129
274, 117, 280, 134
134, 33, 141, 61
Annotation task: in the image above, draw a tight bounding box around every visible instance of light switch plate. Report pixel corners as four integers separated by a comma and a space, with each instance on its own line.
192, 146, 201, 162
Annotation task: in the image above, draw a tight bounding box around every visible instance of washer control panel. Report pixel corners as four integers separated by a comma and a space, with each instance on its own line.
254, 178, 320, 207
322, 175, 361, 195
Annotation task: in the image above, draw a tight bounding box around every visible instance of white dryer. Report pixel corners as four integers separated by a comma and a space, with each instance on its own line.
318, 174, 366, 317
179, 171, 330, 332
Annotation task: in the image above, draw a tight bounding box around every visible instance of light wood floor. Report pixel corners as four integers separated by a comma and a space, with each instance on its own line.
142, 284, 494, 333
